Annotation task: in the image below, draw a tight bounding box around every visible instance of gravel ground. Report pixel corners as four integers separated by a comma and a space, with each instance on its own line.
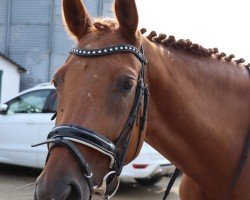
0, 164, 180, 200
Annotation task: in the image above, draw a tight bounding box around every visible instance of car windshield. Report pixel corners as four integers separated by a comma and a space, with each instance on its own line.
7, 90, 51, 114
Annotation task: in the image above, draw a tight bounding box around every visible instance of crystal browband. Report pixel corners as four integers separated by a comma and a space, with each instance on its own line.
70, 44, 147, 63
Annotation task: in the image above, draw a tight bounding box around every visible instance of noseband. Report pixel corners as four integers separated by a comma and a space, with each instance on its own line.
32, 44, 149, 199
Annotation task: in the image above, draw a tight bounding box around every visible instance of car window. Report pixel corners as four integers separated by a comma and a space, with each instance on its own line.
7, 90, 51, 114
43, 90, 57, 113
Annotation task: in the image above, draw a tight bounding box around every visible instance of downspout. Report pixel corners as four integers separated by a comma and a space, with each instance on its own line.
0, 70, 2, 103
48, 0, 55, 81
5, 0, 12, 56
98, 0, 104, 17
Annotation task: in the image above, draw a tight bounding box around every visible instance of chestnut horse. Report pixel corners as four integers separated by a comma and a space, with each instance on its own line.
34, 0, 250, 199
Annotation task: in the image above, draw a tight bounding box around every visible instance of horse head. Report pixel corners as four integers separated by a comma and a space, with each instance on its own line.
34, 0, 148, 199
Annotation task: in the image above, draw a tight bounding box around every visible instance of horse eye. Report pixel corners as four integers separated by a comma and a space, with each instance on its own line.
120, 79, 134, 92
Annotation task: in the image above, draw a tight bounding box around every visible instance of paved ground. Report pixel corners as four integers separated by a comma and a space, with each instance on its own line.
0, 164, 180, 200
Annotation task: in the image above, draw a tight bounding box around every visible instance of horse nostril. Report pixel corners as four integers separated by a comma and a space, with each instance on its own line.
34, 182, 81, 200
62, 185, 72, 200
64, 184, 81, 200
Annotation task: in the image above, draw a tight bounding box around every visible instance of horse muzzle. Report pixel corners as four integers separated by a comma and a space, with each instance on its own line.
32, 125, 121, 199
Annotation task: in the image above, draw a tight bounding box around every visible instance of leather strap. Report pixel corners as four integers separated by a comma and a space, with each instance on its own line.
229, 65, 250, 190
70, 44, 147, 64
48, 125, 117, 157
230, 132, 250, 189
162, 168, 180, 200
162, 131, 250, 200
43, 137, 93, 200
51, 111, 57, 120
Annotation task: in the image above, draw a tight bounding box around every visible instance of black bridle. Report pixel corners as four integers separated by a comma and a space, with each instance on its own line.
32, 44, 149, 199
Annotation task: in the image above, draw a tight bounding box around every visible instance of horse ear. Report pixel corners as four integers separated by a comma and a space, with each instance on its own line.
62, 0, 92, 41
115, 0, 139, 42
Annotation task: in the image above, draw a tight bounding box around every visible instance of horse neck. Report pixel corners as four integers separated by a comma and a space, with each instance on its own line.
143, 38, 250, 188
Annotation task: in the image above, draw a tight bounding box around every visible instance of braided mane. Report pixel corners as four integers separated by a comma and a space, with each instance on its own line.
92, 19, 249, 68
140, 28, 250, 68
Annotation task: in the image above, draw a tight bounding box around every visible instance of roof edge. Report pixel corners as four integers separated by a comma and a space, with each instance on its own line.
0, 52, 27, 73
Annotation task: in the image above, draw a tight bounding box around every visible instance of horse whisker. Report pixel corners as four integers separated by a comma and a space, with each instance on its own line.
16, 182, 36, 190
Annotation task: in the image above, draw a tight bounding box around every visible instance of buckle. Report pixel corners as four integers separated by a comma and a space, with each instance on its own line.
93, 171, 120, 199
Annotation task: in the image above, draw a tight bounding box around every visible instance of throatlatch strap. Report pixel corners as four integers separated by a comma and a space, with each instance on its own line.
51, 111, 57, 121
162, 168, 181, 200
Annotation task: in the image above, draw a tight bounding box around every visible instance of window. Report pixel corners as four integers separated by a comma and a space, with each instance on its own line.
7, 90, 51, 114
43, 90, 57, 113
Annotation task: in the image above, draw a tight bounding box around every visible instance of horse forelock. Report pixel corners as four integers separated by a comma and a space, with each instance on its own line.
140, 28, 249, 67
92, 18, 118, 31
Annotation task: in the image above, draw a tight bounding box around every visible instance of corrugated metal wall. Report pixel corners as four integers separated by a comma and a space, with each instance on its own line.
10, 0, 51, 90
0, 1, 8, 53
50, 0, 73, 79
102, 0, 114, 17
0, 0, 114, 90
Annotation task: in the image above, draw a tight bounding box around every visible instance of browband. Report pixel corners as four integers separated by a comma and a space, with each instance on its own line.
70, 44, 147, 64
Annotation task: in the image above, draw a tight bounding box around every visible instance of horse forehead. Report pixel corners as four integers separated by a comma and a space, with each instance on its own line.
78, 30, 124, 48
67, 49, 136, 73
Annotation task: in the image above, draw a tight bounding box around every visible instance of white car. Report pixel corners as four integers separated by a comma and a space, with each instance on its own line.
0, 83, 174, 185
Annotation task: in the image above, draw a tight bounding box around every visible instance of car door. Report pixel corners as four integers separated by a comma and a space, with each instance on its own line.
37, 90, 57, 168
0, 89, 52, 168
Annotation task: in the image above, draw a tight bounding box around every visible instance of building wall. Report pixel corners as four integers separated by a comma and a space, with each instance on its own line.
0, 0, 114, 91
0, 57, 20, 103
0, 1, 8, 53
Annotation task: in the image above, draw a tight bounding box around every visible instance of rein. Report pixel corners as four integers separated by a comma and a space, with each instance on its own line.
163, 133, 250, 200
32, 44, 149, 199
163, 66, 250, 200
230, 132, 250, 190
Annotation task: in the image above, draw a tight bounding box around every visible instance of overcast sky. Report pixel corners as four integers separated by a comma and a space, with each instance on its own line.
136, 0, 250, 62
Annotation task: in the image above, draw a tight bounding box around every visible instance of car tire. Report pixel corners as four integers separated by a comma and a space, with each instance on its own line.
135, 176, 163, 186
